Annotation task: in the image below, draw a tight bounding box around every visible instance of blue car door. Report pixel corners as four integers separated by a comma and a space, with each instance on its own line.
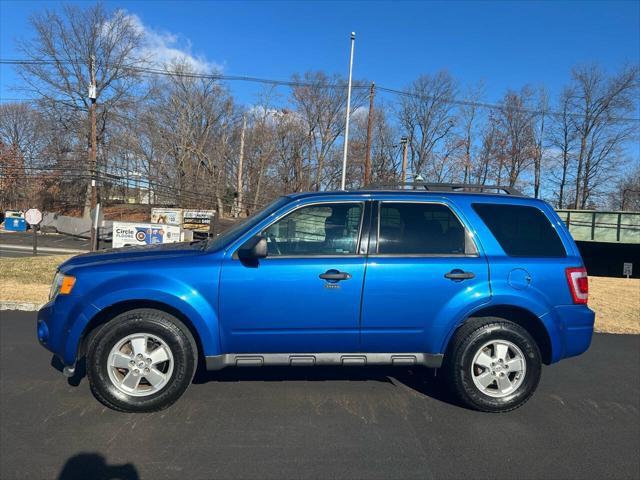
360, 199, 491, 354
218, 200, 368, 354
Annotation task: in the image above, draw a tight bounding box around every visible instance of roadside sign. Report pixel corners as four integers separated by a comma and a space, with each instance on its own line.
150, 208, 216, 231
112, 221, 182, 248
25, 208, 43, 226
151, 208, 183, 226
623, 262, 633, 278
24, 209, 43, 256
183, 209, 216, 230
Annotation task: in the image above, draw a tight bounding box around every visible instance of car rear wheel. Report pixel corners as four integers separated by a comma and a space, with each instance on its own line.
444, 317, 542, 412
86, 309, 197, 413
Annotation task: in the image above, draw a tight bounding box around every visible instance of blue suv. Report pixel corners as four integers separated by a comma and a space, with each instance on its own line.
37, 184, 595, 413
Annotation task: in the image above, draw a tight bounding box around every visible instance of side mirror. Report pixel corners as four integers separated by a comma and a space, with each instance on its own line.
237, 235, 268, 260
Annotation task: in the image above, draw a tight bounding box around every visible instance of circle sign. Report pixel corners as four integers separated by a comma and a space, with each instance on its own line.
135, 230, 147, 242
25, 208, 42, 225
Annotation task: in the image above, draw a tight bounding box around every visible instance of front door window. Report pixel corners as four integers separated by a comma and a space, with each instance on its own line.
264, 203, 363, 256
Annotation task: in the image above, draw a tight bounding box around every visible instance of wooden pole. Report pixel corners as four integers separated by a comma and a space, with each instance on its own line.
235, 114, 246, 217
400, 136, 408, 183
364, 82, 375, 186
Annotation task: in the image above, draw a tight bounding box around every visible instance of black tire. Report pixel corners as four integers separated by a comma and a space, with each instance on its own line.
443, 317, 542, 413
86, 308, 197, 413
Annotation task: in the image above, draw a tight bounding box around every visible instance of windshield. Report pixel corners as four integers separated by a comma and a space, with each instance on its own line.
206, 196, 291, 252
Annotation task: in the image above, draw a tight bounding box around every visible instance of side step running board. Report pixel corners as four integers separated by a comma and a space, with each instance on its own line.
205, 352, 443, 370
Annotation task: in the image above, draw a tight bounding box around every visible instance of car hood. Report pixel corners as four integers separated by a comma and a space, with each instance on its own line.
59, 241, 208, 272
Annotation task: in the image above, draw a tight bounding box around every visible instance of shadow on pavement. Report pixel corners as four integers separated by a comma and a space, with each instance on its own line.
56, 353, 463, 408
57, 453, 138, 480
50, 356, 86, 387
193, 365, 463, 407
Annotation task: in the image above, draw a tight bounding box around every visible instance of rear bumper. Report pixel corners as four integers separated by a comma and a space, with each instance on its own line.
547, 305, 595, 363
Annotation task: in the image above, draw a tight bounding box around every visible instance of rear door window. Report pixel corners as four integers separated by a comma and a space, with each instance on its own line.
473, 203, 566, 257
377, 202, 476, 255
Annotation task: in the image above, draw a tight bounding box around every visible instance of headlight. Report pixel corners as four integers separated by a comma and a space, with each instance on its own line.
49, 272, 76, 300
49, 272, 62, 300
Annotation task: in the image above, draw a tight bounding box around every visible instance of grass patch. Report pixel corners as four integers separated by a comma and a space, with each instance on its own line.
0, 255, 72, 303
0, 255, 638, 335
0, 281, 52, 303
0, 255, 72, 284
590, 277, 640, 334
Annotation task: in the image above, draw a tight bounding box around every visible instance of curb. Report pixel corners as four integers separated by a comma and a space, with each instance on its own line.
0, 302, 43, 311
0, 244, 86, 254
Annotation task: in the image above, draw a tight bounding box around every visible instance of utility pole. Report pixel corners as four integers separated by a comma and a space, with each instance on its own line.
340, 32, 356, 191
364, 82, 375, 187
235, 114, 247, 217
88, 55, 98, 251
400, 136, 408, 183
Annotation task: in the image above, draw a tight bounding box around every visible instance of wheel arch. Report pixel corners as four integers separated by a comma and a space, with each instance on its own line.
78, 300, 206, 367
445, 304, 553, 365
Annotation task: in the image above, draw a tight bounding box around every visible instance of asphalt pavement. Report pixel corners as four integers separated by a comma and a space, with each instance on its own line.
1, 311, 639, 480
0, 231, 90, 258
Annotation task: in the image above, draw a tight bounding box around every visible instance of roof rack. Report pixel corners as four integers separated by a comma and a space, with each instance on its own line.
362, 182, 524, 196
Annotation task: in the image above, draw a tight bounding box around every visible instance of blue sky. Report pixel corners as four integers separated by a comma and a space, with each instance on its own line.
1, 0, 639, 108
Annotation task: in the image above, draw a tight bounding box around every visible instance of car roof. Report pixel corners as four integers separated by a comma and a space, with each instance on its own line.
285, 189, 533, 203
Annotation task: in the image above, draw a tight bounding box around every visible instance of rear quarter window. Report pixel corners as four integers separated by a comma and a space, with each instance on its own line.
473, 203, 566, 257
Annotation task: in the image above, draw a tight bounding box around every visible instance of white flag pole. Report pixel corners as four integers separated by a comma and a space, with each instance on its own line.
340, 32, 356, 190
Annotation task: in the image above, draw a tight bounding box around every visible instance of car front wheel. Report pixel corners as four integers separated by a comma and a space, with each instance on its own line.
444, 317, 542, 412
86, 309, 197, 413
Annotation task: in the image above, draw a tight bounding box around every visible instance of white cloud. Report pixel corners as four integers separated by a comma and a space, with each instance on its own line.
125, 13, 222, 73
248, 105, 282, 121
350, 105, 369, 121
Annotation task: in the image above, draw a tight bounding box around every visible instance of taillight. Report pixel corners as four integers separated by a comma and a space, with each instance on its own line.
565, 267, 589, 304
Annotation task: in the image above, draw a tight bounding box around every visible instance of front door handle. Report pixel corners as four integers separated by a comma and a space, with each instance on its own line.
319, 269, 352, 282
444, 269, 475, 281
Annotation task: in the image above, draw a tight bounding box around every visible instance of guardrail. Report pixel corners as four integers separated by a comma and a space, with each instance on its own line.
556, 210, 640, 244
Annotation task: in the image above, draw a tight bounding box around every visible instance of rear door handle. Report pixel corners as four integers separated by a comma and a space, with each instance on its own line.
444, 269, 475, 281
319, 270, 352, 282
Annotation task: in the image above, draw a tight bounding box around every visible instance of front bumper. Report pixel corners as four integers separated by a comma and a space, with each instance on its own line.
37, 296, 98, 367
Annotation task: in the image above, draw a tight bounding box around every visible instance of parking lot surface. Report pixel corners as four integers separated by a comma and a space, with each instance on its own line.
0, 232, 90, 258
1, 311, 639, 480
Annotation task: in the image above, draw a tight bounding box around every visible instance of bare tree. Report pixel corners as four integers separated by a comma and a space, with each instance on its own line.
272, 109, 310, 194
398, 71, 457, 180
532, 87, 548, 198
569, 64, 639, 208
138, 61, 233, 209
493, 88, 536, 188
548, 88, 577, 208
610, 164, 640, 210
244, 89, 280, 210
291, 72, 366, 190
459, 82, 485, 183
0, 102, 60, 208
347, 99, 400, 185
472, 119, 499, 186
0, 103, 46, 163
16, 3, 145, 214
369, 100, 401, 184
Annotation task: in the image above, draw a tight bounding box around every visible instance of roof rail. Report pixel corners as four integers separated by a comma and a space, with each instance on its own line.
363, 182, 524, 196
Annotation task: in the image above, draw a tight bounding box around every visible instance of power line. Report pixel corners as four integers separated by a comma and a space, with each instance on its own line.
0, 59, 362, 90
375, 86, 640, 124
3, 58, 638, 122
2, 164, 267, 207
